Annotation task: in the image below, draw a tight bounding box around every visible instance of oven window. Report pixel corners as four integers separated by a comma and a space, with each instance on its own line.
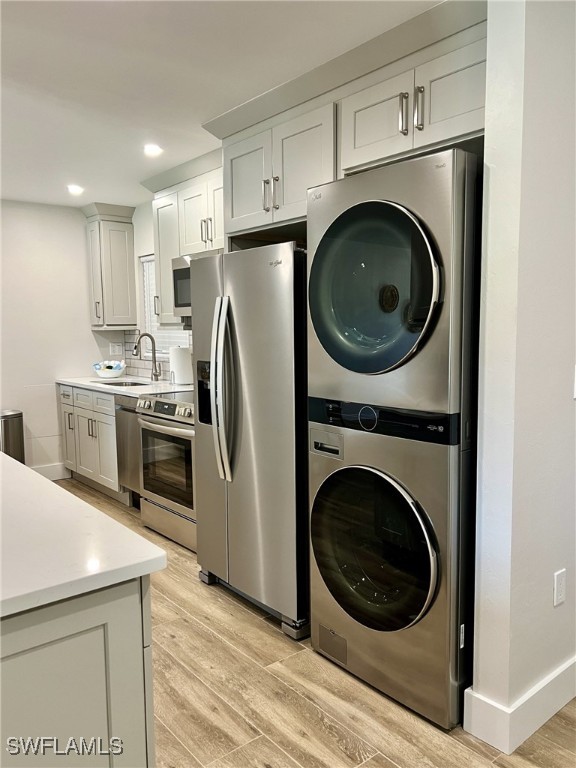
141, 427, 193, 511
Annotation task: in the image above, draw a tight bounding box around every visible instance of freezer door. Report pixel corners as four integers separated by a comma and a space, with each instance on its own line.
223, 242, 301, 618
191, 253, 228, 581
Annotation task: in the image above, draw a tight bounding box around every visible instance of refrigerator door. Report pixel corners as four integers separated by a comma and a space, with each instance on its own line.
223, 242, 301, 618
191, 252, 229, 582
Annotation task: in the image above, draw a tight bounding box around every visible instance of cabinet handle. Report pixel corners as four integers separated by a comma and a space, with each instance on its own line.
206, 217, 213, 243
94, 301, 101, 319
200, 218, 207, 244
414, 85, 425, 131
153, 295, 160, 316
62, 392, 71, 399
399, 92, 409, 135
87, 418, 92, 438
271, 176, 280, 210
67, 412, 74, 430
92, 420, 97, 439
262, 179, 271, 212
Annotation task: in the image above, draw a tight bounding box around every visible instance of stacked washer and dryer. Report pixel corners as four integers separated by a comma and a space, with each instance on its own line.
306, 149, 478, 729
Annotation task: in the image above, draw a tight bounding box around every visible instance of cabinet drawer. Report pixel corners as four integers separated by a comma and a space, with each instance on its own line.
59, 385, 74, 404
92, 391, 116, 416
73, 388, 94, 410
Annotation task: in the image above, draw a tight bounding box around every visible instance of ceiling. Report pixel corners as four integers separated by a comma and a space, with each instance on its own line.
1, 0, 438, 209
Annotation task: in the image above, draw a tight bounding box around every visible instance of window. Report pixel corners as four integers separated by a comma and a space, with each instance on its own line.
140, 256, 190, 358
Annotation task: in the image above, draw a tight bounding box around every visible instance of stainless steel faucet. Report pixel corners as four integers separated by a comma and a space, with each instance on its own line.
132, 332, 161, 382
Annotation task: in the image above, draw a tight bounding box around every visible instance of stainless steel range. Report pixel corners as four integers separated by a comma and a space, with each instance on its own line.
136, 392, 196, 551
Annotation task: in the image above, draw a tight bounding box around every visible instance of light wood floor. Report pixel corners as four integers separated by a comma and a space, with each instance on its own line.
57, 479, 576, 768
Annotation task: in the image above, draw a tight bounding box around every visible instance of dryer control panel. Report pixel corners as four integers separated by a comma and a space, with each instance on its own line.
308, 397, 461, 445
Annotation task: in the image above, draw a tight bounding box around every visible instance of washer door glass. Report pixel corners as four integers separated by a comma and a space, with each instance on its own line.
311, 466, 437, 631
309, 201, 440, 374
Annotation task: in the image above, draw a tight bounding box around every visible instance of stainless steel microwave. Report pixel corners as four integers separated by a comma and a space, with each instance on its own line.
172, 250, 223, 317
172, 256, 191, 317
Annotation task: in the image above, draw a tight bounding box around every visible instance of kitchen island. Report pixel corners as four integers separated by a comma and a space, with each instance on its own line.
0, 453, 166, 767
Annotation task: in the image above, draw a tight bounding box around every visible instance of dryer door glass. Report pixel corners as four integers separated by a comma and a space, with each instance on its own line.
311, 466, 437, 631
309, 201, 440, 374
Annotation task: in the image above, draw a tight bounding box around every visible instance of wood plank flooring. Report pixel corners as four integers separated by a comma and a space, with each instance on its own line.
56, 479, 576, 768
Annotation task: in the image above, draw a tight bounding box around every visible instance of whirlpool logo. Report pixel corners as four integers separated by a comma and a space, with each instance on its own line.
269, 259, 283, 267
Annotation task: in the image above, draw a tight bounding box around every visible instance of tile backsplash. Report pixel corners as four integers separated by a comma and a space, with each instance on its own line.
122, 330, 193, 381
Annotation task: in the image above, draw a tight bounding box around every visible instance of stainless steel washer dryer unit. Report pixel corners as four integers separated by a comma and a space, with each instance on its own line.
307, 149, 477, 415
308, 404, 473, 729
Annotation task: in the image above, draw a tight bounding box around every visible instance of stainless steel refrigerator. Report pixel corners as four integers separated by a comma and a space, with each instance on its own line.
191, 242, 309, 638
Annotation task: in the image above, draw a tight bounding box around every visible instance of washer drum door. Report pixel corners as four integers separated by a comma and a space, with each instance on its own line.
311, 465, 438, 632
308, 201, 440, 375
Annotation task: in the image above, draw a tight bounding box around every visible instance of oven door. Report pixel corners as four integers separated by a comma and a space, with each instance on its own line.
138, 414, 195, 519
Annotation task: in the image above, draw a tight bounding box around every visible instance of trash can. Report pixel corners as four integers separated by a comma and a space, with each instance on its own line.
0, 409, 25, 463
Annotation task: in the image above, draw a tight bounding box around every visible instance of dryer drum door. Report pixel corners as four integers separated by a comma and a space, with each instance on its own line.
309, 201, 440, 374
311, 466, 438, 631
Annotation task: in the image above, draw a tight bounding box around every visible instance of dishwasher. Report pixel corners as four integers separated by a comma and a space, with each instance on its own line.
115, 394, 141, 495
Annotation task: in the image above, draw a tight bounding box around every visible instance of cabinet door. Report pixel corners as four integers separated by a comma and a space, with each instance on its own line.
224, 130, 273, 233
152, 194, 180, 324
94, 412, 120, 491
100, 221, 137, 325
340, 70, 415, 170
1, 579, 149, 768
413, 38, 486, 148
74, 408, 99, 481
87, 221, 104, 326
61, 403, 76, 471
272, 103, 336, 222
178, 182, 208, 255
206, 175, 224, 250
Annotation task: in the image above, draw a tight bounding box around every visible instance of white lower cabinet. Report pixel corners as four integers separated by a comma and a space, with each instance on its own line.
1, 578, 154, 767
59, 387, 120, 492
340, 38, 486, 170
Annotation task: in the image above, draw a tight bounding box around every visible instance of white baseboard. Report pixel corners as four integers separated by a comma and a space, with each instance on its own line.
464, 656, 576, 754
32, 463, 70, 481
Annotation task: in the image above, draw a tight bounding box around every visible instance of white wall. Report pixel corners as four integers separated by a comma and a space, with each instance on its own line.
0, 201, 119, 477
464, 0, 576, 753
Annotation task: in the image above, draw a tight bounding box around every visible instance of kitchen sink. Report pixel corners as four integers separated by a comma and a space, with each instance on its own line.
91, 381, 146, 387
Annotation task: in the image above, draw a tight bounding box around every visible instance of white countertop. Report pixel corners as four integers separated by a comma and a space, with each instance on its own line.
0, 454, 167, 617
56, 376, 194, 398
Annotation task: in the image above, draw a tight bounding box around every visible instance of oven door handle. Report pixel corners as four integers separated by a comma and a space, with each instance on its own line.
138, 416, 195, 439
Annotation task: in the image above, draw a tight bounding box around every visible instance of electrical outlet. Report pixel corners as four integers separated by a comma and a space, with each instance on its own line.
553, 569, 566, 607
109, 342, 123, 356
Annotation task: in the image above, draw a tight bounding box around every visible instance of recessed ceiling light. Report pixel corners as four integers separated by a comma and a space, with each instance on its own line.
67, 184, 84, 196
144, 143, 163, 157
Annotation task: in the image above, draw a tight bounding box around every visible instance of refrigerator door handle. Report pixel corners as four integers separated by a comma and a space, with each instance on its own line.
210, 297, 226, 480
215, 295, 233, 482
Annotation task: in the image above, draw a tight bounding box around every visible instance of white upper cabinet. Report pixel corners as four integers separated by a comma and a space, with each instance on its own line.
152, 193, 180, 324
224, 103, 335, 234
413, 39, 486, 148
340, 71, 415, 170
87, 219, 136, 327
178, 170, 224, 254
341, 38, 486, 171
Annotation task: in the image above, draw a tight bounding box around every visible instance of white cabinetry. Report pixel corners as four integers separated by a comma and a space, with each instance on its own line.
1, 578, 153, 767
341, 39, 486, 170
178, 173, 224, 254
224, 103, 335, 233
152, 193, 180, 324
86, 215, 137, 328
59, 386, 120, 491
152, 169, 223, 323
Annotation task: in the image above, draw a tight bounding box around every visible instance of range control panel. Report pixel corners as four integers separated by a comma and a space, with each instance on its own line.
136, 397, 194, 425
